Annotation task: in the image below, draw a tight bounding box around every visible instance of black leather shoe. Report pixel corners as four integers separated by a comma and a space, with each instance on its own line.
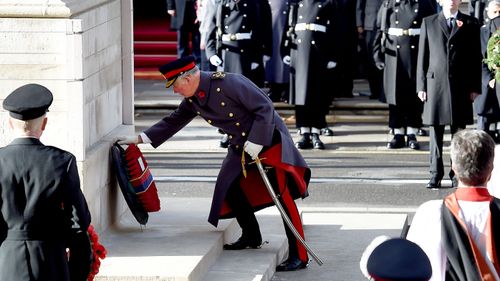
426, 177, 442, 189
220, 134, 229, 148
276, 257, 308, 272
321, 127, 334, 136
407, 134, 420, 150
417, 128, 428, 136
296, 133, 313, 149
223, 237, 262, 250
312, 133, 325, 149
451, 177, 458, 188
387, 134, 405, 149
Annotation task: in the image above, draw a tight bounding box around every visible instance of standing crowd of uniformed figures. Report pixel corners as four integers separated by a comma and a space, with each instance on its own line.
165, 0, 500, 153
166, 0, 500, 186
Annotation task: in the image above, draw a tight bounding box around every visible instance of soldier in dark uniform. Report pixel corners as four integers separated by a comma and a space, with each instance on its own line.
417, 0, 482, 189
356, 0, 384, 101
205, 0, 272, 87
265, 0, 291, 103
373, 0, 436, 150
205, 0, 273, 148
167, 0, 201, 64
118, 56, 311, 271
474, 1, 500, 141
282, 0, 340, 150
0, 84, 92, 281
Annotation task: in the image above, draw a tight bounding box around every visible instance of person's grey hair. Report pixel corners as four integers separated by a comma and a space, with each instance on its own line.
450, 129, 496, 186
178, 66, 199, 79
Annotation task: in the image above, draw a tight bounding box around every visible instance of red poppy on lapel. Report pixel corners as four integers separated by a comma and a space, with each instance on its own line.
456, 20, 463, 28
198, 91, 206, 99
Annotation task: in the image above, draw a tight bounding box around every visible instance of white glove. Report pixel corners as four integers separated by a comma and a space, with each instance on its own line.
244, 140, 263, 160
210, 55, 223, 66
283, 55, 291, 65
263, 55, 271, 62
116, 135, 140, 145
326, 61, 337, 69
251, 62, 259, 70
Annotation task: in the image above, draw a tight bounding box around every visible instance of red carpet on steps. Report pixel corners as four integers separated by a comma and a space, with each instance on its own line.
134, 17, 177, 80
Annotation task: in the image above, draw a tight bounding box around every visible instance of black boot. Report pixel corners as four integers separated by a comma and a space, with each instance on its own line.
223, 236, 262, 250
387, 134, 405, 149
311, 133, 325, 149
296, 133, 313, 149
276, 257, 308, 271
320, 127, 334, 136
406, 134, 420, 150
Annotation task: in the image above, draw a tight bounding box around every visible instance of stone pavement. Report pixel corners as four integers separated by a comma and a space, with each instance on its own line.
95, 80, 423, 281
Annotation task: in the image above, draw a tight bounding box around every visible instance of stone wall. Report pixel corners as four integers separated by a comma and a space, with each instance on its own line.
0, 0, 135, 232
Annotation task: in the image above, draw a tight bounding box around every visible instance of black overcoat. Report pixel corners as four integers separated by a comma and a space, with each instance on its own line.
0, 138, 91, 281
373, 0, 436, 105
473, 22, 500, 116
205, 0, 272, 83
416, 12, 482, 126
167, 0, 194, 30
282, 0, 339, 106
144, 72, 310, 226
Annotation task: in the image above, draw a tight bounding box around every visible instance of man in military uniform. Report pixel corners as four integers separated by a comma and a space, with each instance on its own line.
417, 0, 482, 189
373, 0, 436, 150
118, 56, 311, 271
205, 0, 272, 148
205, 0, 272, 87
282, 0, 340, 150
0, 84, 92, 281
265, 0, 291, 103
356, 0, 384, 101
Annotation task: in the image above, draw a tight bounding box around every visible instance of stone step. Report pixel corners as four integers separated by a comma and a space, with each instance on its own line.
95, 197, 239, 281
202, 214, 288, 281
95, 196, 410, 281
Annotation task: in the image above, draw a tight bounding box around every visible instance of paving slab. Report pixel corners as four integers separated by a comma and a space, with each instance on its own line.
96, 197, 238, 281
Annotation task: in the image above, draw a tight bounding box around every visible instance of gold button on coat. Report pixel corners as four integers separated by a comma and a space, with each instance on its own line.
229, 113, 234, 117
221, 102, 226, 106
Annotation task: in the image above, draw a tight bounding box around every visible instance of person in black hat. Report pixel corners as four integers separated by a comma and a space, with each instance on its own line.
117, 56, 312, 271
360, 236, 432, 281
0, 84, 92, 281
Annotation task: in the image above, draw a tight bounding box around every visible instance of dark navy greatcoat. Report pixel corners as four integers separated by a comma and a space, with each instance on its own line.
0, 138, 91, 281
144, 71, 310, 226
265, 0, 290, 84
282, 0, 339, 107
473, 21, 500, 117
373, 0, 436, 106
205, 0, 272, 85
416, 12, 482, 126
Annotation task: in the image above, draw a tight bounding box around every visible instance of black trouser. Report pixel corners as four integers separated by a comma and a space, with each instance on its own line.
429, 125, 464, 180
295, 105, 327, 129
225, 168, 308, 262
361, 30, 384, 101
225, 179, 262, 242
388, 104, 423, 130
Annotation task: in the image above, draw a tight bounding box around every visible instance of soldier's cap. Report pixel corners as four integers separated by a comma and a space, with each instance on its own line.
159, 56, 196, 88
367, 238, 432, 281
3, 83, 53, 121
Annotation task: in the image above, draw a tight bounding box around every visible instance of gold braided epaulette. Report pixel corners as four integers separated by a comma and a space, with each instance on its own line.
212, 71, 226, 79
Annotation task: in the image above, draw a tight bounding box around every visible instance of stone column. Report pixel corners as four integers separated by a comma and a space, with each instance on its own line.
0, 0, 135, 232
